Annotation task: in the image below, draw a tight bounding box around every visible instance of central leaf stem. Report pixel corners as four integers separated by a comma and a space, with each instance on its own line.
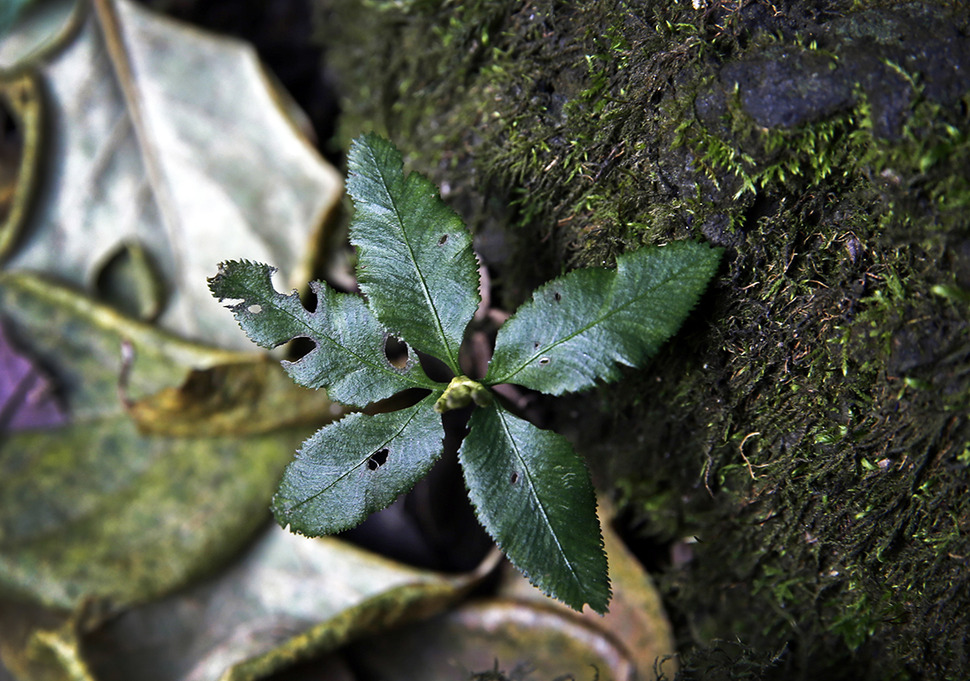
434, 376, 492, 413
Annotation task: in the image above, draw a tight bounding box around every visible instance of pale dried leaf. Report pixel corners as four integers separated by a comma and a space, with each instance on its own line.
2, 0, 340, 349
83, 526, 491, 681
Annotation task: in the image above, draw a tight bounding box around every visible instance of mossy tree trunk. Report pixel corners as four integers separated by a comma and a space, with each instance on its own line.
319, 1, 970, 678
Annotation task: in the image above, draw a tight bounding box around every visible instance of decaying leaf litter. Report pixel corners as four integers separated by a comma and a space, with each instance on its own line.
0, 1, 679, 680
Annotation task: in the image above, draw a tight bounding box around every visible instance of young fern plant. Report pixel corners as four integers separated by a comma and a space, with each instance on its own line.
208, 134, 721, 613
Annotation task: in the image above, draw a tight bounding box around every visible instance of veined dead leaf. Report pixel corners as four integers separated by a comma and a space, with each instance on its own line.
0, 270, 339, 613
0, 0, 341, 349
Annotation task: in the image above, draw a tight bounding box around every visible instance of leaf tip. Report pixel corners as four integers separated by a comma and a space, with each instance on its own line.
207, 259, 278, 303
584, 577, 613, 616
520, 556, 612, 615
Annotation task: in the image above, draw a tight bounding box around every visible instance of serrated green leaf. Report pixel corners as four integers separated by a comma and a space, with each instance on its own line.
485, 242, 721, 395
273, 394, 444, 536
459, 404, 610, 613
209, 260, 435, 408
346, 133, 480, 373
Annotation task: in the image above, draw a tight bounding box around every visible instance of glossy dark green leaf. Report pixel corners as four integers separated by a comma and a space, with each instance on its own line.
485, 242, 721, 394
273, 394, 445, 536
209, 260, 435, 408
459, 403, 610, 613
346, 133, 480, 373
205, 136, 723, 616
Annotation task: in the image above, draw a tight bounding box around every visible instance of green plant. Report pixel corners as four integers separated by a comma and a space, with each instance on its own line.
208, 134, 721, 612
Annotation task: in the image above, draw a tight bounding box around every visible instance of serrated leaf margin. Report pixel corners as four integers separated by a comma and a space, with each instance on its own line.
272, 393, 445, 536
484, 241, 721, 395
346, 134, 480, 373
208, 259, 436, 407
458, 402, 611, 613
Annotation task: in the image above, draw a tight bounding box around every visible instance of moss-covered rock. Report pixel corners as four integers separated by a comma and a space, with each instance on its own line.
318, 1, 970, 678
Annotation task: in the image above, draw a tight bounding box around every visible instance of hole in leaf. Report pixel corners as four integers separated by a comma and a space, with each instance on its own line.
510, 471, 519, 484
438, 234, 449, 245
247, 304, 262, 314
367, 448, 389, 470
300, 286, 318, 314
288, 337, 315, 361
554, 291, 562, 302
417, 350, 454, 383
538, 357, 551, 366
383, 335, 409, 368
94, 242, 164, 320
533, 341, 540, 350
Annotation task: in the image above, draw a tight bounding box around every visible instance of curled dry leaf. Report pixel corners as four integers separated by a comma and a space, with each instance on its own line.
497, 499, 678, 679
346, 598, 635, 681
331, 501, 676, 681
82, 527, 500, 681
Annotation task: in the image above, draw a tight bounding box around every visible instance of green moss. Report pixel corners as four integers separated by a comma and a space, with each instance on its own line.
318, 1, 970, 678
324, 0, 730, 289
674, 91, 860, 198
606, 197, 970, 677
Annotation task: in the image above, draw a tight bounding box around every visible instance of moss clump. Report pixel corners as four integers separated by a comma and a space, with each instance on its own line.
322, 0, 730, 295
318, 1, 970, 678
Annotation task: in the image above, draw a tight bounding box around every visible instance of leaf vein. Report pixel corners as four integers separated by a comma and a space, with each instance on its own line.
284, 406, 425, 512
374, 166, 457, 369
493, 260, 693, 384
267, 291, 433, 389
496, 408, 582, 587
